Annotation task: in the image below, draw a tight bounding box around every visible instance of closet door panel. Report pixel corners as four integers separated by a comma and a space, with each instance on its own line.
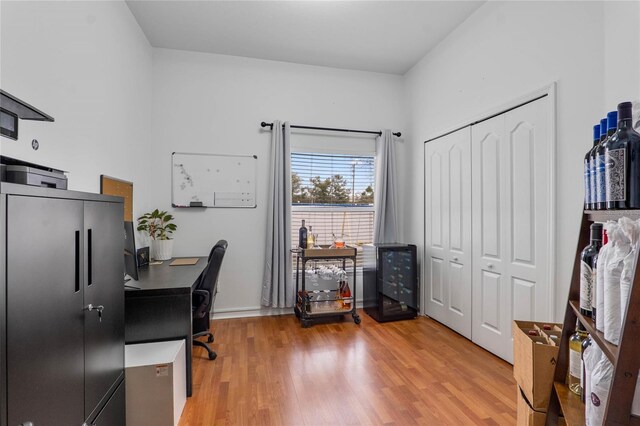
505, 97, 551, 325
472, 115, 511, 361
424, 127, 472, 338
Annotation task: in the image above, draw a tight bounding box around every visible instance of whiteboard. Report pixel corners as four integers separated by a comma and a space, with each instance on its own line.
171, 152, 257, 208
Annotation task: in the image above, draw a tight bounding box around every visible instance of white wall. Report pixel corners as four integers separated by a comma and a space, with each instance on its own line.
402, 1, 621, 322
0, 1, 153, 215
151, 48, 405, 313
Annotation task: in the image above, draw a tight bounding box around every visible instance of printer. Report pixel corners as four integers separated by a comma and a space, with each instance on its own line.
1, 156, 67, 190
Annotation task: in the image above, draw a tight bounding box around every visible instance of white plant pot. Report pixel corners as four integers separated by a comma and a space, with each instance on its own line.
152, 239, 173, 261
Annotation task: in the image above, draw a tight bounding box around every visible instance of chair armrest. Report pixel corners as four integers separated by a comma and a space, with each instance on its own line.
192, 289, 211, 319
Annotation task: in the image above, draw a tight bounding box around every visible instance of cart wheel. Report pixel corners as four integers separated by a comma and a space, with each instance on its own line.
301, 320, 311, 328
353, 315, 361, 325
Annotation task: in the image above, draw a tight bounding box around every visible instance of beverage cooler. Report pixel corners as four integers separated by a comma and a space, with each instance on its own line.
363, 243, 418, 322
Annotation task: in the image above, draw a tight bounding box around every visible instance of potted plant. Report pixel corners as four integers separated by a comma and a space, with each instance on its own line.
137, 209, 177, 260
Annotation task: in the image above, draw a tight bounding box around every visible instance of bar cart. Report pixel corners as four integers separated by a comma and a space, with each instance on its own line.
292, 246, 361, 328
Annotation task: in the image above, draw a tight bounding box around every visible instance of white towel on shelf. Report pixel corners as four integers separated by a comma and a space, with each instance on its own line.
596, 221, 616, 331
604, 222, 630, 345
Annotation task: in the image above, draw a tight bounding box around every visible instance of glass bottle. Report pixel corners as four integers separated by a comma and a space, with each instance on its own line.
299, 220, 307, 249
605, 102, 640, 209
585, 124, 599, 210
580, 223, 602, 317
581, 334, 593, 403
307, 225, 315, 248
596, 112, 617, 209
568, 321, 588, 396
589, 119, 606, 209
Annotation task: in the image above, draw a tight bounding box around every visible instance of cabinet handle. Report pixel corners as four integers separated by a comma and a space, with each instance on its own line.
87, 229, 93, 286
75, 230, 80, 293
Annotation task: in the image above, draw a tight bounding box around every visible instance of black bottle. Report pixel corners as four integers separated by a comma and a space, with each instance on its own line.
596, 112, 617, 209
580, 223, 602, 317
589, 119, 606, 210
605, 102, 640, 209
585, 124, 599, 210
298, 219, 308, 249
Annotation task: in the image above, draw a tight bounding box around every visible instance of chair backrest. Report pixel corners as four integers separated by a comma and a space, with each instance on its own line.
195, 240, 228, 306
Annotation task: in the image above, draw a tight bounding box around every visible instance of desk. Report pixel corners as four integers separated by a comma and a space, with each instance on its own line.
124, 257, 207, 397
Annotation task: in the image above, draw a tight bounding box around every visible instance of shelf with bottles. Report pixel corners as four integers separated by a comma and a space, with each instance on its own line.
296, 289, 354, 315
568, 300, 618, 363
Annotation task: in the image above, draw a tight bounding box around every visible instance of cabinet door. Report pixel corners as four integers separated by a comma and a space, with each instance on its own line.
471, 96, 551, 363
424, 127, 473, 338
84, 201, 125, 417
6, 196, 84, 426
90, 380, 125, 426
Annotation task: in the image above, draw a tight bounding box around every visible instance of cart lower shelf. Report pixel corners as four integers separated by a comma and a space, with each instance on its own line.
294, 304, 361, 327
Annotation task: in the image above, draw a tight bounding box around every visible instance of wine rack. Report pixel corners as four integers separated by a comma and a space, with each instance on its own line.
546, 211, 640, 425
292, 246, 361, 328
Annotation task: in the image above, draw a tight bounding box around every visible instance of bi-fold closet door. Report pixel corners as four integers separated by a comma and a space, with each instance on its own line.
424, 127, 473, 339
424, 96, 551, 363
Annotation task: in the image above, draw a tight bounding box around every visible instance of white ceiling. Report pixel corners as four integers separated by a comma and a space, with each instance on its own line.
125, 1, 485, 75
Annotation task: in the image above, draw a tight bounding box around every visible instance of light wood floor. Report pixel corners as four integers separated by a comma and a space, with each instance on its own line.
179, 311, 517, 425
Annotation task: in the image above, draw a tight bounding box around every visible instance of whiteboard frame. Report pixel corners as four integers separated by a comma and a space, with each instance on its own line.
171, 151, 258, 209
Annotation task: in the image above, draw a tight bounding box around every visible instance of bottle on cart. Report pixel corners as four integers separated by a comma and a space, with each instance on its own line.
299, 220, 308, 249
605, 102, 640, 209
340, 279, 352, 310
580, 222, 602, 317
585, 124, 600, 210
307, 225, 315, 248
596, 112, 618, 209
589, 119, 606, 209
568, 321, 588, 396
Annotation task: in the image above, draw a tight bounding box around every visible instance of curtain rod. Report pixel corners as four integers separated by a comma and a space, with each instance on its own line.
260, 121, 401, 137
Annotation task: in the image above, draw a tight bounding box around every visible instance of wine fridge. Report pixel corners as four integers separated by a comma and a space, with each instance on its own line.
363, 243, 418, 322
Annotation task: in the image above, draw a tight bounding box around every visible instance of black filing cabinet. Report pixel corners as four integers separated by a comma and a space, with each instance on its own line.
1, 183, 125, 426
363, 243, 418, 322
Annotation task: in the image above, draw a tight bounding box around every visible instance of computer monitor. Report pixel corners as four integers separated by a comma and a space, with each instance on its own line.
124, 221, 138, 281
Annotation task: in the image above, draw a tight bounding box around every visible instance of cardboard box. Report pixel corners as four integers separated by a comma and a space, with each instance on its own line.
513, 320, 562, 411
516, 387, 565, 426
517, 386, 547, 426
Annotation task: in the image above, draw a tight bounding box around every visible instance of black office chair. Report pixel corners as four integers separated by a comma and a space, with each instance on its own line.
192, 240, 228, 360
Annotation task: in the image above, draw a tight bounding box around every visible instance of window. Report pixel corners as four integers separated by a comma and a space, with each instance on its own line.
291, 152, 375, 265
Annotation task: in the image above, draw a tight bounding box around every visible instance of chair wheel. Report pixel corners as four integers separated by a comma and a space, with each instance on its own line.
207, 335, 214, 343
208, 351, 217, 360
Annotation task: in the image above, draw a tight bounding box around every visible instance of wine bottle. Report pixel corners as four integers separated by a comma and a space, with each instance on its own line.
340, 279, 352, 310
568, 321, 588, 396
299, 220, 308, 249
580, 223, 602, 317
596, 112, 618, 209
307, 225, 315, 248
589, 119, 607, 209
605, 102, 640, 209
581, 334, 593, 403
585, 125, 599, 210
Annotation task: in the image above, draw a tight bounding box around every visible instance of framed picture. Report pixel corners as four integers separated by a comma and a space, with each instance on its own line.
136, 247, 150, 267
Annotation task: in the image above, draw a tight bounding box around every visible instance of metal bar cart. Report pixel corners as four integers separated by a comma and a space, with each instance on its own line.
292, 246, 361, 328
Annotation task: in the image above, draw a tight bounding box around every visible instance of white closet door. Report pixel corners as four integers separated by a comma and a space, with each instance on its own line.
424, 127, 472, 338
471, 96, 551, 362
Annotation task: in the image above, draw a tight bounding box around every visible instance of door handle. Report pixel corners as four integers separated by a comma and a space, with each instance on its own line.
84, 303, 104, 322
87, 229, 93, 286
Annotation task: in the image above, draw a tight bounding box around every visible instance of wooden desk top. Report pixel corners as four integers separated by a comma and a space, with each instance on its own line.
126, 257, 207, 294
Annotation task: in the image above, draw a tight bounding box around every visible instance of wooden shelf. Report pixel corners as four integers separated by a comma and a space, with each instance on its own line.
585, 209, 640, 222
553, 382, 585, 426
568, 300, 618, 363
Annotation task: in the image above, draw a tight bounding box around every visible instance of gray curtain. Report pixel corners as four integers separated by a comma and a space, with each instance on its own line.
262, 121, 294, 308
374, 129, 399, 243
